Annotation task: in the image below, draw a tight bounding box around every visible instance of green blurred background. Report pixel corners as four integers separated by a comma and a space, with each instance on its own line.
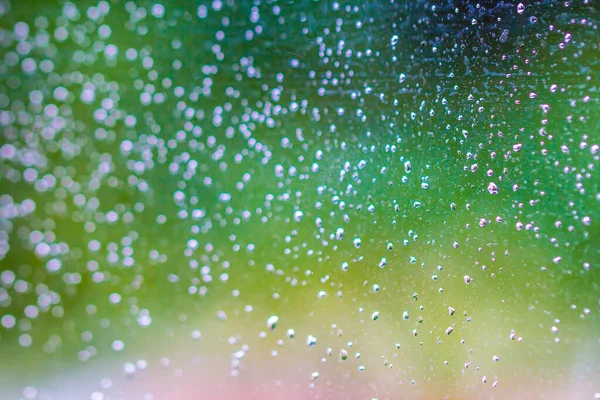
0, 0, 598, 398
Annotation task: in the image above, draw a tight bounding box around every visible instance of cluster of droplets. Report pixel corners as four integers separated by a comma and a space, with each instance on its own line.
0, 0, 597, 398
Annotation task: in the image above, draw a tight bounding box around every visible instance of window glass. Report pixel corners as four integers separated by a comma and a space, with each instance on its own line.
0, 0, 598, 399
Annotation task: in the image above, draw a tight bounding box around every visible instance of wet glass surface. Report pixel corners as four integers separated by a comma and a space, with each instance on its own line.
0, 0, 598, 399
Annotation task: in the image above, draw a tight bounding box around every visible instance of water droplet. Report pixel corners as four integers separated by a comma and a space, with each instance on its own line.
267, 315, 279, 330
379, 257, 387, 268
